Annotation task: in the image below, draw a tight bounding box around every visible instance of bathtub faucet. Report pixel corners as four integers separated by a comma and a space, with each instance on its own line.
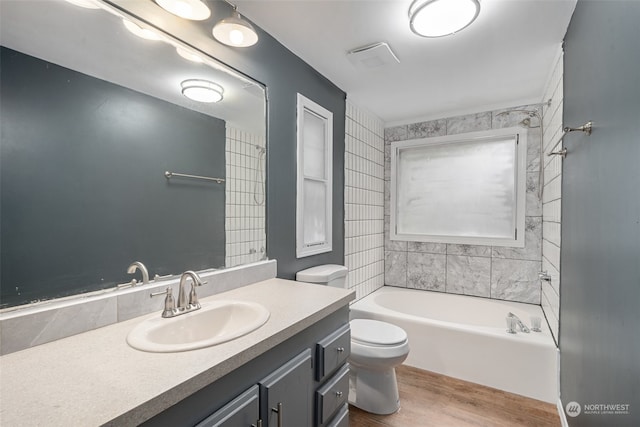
507, 312, 530, 333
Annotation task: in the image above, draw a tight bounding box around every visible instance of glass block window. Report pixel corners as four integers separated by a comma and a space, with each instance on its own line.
391, 127, 526, 247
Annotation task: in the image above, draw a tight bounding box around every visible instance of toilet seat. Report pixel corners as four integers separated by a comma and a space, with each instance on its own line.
350, 319, 408, 347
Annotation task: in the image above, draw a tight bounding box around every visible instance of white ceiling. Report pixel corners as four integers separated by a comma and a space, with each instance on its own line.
236, 0, 577, 125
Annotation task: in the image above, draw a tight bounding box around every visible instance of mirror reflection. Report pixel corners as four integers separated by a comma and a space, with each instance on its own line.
0, 0, 267, 308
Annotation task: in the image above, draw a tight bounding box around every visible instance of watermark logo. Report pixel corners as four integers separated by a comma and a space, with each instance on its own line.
566, 401, 581, 417
565, 401, 631, 417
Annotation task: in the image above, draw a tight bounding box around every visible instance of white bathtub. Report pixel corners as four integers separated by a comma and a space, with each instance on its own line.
350, 287, 558, 403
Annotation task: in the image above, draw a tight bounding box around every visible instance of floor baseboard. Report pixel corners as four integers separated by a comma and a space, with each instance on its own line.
558, 399, 569, 427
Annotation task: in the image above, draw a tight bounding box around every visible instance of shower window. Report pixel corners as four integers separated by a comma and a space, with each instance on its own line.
390, 127, 526, 247
296, 94, 333, 257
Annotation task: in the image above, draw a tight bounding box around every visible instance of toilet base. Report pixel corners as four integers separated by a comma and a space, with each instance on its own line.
348, 364, 401, 415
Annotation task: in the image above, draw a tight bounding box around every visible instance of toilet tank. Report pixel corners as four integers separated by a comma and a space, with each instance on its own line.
296, 264, 348, 288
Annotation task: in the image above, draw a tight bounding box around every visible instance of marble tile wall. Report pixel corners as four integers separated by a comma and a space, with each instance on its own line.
225, 127, 267, 268
345, 101, 386, 301
384, 105, 544, 304
540, 49, 564, 344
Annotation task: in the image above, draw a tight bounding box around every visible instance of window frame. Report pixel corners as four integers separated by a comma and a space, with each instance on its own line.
296, 93, 333, 258
390, 127, 527, 248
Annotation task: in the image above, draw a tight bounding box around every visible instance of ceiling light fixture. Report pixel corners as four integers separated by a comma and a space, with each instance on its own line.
154, 0, 211, 21
64, 0, 100, 9
176, 46, 204, 63
409, 0, 481, 38
212, 6, 258, 47
122, 19, 163, 41
181, 79, 224, 103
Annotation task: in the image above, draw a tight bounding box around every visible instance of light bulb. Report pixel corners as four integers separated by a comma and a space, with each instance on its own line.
64, 0, 100, 9
154, 0, 210, 20
122, 19, 163, 41
176, 47, 203, 63
229, 29, 244, 45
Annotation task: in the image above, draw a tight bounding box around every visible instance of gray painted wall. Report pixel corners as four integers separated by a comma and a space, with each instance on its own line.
212, 7, 347, 280
0, 47, 226, 307
111, 0, 347, 280
561, 1, 640, 425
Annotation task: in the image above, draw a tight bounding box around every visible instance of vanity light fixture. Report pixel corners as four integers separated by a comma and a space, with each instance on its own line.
176, 46, 204, 63
122, 19, 163, 41
64, 0, 100, 9
409, 0, 481, 38
154, 0, 211, 21
181, 79, 224, 103
212, 6, 258, 47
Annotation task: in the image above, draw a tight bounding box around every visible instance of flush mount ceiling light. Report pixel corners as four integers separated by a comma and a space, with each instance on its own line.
409, 0, 481, 38
176, 46, 204, 63
64, 0, 100, 9
122, 19, 163, 41
212, 6, 258, 47
181, 79, 224, 103
154, 0, 211, 20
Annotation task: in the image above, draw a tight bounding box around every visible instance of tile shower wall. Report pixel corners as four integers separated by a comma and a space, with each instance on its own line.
345, 101, 385, 301
384, 105, 544, 304
225, 127, 266, 268
540, 50, 563, 343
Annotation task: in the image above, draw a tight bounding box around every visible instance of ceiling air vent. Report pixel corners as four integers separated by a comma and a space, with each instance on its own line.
346, 42, 400, 70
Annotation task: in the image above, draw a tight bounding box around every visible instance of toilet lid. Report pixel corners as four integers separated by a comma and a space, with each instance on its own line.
350, 319, 407, 346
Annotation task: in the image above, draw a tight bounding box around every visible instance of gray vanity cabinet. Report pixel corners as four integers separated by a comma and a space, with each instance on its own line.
259, 349, 313, 427
140, 308, 350, 427
195, 386, 260, 427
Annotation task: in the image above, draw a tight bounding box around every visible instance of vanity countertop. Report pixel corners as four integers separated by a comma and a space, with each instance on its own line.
0, 279, 354, 426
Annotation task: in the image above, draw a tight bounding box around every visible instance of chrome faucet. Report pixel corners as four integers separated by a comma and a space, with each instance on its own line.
508, 312, 530, 333
177, 270, 203, 312
127, 261, 149, 285
150, 270, 206, 318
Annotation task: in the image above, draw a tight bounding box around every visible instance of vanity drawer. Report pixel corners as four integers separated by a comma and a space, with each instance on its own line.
326, 404, 349, 427
316, 324, 350, 381
315, 364, 349, 426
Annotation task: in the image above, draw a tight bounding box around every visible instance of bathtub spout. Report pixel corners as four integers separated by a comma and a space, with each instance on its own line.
508, 312, 530, 333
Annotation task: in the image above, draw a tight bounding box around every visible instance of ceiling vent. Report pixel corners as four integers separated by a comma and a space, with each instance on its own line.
347, 42, 400, 70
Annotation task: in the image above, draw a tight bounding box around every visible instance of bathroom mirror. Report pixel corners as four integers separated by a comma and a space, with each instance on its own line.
0, 0, 267, 308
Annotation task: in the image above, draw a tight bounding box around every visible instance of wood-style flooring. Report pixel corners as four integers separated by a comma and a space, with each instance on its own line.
349, 365, 561, 427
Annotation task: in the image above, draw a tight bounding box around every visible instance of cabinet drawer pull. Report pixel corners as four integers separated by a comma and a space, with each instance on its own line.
251, 420, 263, 427
271, 402, 283, 427
336, 347, 345, 353
335, 391, 343, 397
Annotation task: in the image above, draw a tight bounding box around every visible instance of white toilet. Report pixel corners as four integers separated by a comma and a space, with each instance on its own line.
296, 264, 410, 415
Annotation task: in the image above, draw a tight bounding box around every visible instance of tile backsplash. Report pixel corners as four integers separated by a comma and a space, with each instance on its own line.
345, 101, 385, 301
384, 104, 544, 304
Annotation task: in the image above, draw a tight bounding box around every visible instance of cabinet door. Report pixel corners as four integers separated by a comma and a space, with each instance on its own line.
259, 349, 313, 427
316, 324, 350, 381
196, 385, 260, 427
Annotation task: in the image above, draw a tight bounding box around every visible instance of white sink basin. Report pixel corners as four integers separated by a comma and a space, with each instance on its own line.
127, 300, 270, 353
